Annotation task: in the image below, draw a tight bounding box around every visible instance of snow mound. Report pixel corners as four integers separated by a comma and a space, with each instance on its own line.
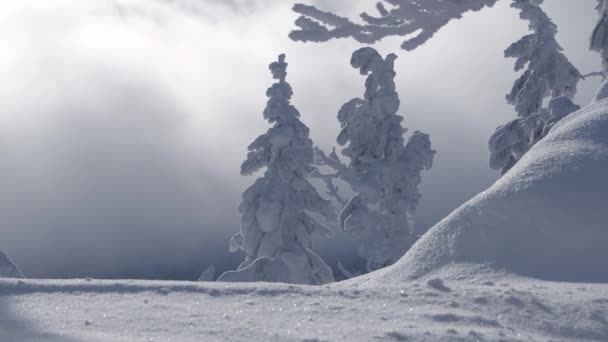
0, 250, 23, 279
360, 100, 608, 284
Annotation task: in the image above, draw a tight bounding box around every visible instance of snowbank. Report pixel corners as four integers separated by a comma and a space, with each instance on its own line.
361, 100, 608, 284
0, 250, 23, 279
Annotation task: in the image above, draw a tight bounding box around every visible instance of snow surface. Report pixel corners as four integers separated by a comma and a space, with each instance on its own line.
1, 99, 607, 342
0, 276, 607, 341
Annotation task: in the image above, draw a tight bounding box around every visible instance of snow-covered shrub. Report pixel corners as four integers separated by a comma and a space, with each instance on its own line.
217, 54, 336, 285
315, 47, 434, 272
0, 249, 24, 279
489, 0, 581, 174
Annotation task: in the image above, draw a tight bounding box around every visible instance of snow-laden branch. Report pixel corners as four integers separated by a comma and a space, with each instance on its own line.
505, 0, 581, 118
290, 0, 499, 51
581, 71, 607, 80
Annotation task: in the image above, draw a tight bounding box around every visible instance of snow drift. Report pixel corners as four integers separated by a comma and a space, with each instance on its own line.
0, 250, 23, 279
362, 100, 608, 284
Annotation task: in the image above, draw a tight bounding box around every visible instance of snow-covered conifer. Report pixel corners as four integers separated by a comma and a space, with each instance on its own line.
591, 0, 608, 102
316, 47, 434, 272
489, 0, 581, 174
217, 54, 336, 285
591, 0, 608, 70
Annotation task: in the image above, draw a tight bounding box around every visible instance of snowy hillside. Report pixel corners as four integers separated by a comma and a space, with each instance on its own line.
355, 99, 608, 286
1, 101, 607, 341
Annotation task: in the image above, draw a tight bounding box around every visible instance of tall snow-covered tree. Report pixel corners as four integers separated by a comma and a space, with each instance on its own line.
315, 47, 435, 272
489, 0, 581, 174
591, 0, 608, 102
217, 54, 336, 285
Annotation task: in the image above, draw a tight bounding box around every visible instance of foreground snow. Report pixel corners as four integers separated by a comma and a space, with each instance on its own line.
0, 276, 607, 342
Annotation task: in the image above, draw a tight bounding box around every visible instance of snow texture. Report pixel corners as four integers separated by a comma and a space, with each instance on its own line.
290, 0, 499, 51
0, 276, 607, 341
0, 250, 23, 279
360, 100, 608, 285
315, 47, 434, 272
218, 55, 336, 286
489, 0, 581, 174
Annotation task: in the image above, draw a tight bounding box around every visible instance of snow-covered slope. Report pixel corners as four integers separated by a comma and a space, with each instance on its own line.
0, 250, 23, 279
356, 100, 608, 286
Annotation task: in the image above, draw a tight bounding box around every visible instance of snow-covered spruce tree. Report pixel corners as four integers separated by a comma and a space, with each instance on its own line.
217, 54, 336, 285
489, 0, 581, 174
315, 47, 435, 272
0, 249, 24, 278
591, 0, 608, 102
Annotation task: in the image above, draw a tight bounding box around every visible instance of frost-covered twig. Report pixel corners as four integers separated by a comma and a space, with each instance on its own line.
581, 71, 607, 80
311, 172, 348, 208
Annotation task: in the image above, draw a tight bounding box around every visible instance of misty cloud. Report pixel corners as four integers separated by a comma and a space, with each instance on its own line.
0, 0, 601, 279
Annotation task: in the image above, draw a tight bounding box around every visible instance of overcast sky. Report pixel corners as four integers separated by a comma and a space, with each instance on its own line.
0, 0, 601, 280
